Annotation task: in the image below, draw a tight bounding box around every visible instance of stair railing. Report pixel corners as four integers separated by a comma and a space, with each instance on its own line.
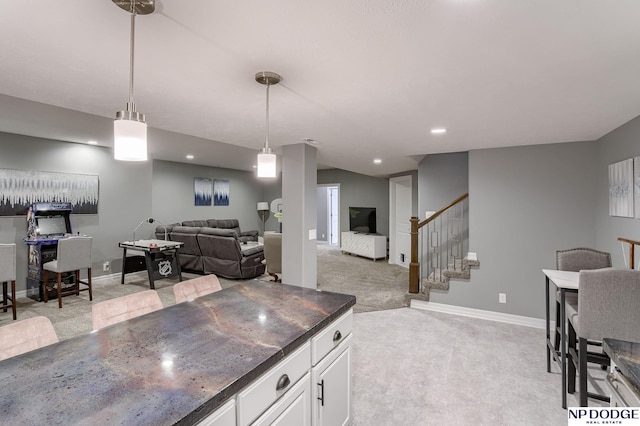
409, 193, 469, 293
618, 237, 640, 269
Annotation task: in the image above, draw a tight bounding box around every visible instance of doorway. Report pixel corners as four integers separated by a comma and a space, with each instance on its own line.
317, 184, 340, 246
389, 175, 412, 268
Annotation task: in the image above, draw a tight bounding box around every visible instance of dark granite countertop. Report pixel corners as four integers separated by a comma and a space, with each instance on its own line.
0, 282, 355, 426
603, 338, 640, 395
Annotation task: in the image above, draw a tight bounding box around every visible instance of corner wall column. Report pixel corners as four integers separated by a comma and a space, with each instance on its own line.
282, 143, 317, 288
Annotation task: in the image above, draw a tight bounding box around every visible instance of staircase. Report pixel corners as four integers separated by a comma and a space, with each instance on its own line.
407, 193, 479, 302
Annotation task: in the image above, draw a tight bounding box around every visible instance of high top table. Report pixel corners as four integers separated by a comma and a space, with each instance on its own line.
543, 268, 579, 409
0, 282, 356, 425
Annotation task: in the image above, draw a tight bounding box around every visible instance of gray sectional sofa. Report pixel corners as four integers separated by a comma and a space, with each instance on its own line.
155, 219, 264, 279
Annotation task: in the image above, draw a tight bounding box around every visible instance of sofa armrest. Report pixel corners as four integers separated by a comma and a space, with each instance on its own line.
241, 245, 263, 257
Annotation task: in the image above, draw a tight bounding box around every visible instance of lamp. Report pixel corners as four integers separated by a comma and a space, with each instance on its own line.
255, 71, 280, 178
257, 202, 269, 235
113, 0, 155, 162
132, 217, 166, 241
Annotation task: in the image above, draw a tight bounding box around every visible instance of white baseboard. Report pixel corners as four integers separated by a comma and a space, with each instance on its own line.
410, 299, 550, 330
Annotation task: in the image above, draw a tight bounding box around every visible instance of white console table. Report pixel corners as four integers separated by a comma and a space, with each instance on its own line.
341, 231, 387, 261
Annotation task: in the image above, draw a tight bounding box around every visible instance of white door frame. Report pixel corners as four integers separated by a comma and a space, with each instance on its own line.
389, 175, 413, 267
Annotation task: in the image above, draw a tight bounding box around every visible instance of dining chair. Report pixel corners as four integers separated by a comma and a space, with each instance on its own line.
42, 236, 93, 308
553, 248, 611, 350
0, 316, 58, 361
567, 268, 640, 406
0, 243, 17, 320
263, 232, 282, 282
173, 274, 222, 304
92, 289, 163, 330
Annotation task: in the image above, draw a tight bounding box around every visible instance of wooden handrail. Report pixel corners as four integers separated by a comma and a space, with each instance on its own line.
417, 193, 469, 229
409, 193, 469, 293
618, 237, 640, 270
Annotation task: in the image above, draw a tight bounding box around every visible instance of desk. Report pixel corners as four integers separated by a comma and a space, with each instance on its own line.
119, 239, 184, 289
0, 282, 356, 425
543, 269, 579, 409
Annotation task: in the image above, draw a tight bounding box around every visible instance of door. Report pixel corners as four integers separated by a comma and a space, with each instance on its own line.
389, 176, 412, 268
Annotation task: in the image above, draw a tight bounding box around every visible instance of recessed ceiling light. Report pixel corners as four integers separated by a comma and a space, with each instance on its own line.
373, 158, 382, 164
87, 140, 98, 145
431, 128, 447, 134
186, 154, 194, 160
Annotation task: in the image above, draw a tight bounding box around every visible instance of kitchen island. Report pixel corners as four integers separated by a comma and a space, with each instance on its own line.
0, 281, 356, 425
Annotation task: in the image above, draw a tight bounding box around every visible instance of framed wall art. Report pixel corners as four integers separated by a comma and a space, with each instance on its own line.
194, 177, 212, 206
0, 168, 99, 216
214, 179, 230, 206
609, 158, 634, 218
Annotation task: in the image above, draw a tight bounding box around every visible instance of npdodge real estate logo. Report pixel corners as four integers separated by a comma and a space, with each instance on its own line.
568, 408, 640, 425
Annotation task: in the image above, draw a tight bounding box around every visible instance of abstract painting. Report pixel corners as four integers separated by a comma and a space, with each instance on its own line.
214, 179, 230, 206
0, 168, 99, 216
194, 177, 212, 206
609, 158, 634, 218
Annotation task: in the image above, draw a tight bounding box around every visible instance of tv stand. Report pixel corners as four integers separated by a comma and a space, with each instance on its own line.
341, 231, 386, 261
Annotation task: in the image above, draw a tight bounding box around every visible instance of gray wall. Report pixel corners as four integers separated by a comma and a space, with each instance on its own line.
151, 160, 267, 235
0, 132, 153, 292
595, 116, 640, 265
429, 141, 599, 319
418, 152, 469, 219
317, 169, 390, 237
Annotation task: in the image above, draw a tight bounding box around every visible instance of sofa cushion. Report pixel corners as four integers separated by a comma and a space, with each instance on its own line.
199, 227, 237, 238
169, 226, 203, 272
206, 219, 218, 228
182, 220, 208, 227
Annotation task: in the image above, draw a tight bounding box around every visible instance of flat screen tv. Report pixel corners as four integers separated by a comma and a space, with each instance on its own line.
36, 216, 68, 236
349, 207, 376, 234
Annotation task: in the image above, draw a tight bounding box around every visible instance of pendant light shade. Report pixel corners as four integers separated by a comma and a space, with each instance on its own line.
255, 71, 281, 178
113, 0, 154, 162
114, 117, 147, 161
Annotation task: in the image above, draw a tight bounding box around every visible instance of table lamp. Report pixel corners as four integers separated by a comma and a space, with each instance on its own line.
257, 202, 269, 235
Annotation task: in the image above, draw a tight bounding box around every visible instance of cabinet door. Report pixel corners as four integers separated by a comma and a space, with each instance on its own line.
312, 336, 352, 426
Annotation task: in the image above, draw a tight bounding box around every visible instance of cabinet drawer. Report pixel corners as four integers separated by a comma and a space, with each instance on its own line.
252, 373, 311, 426
311, 310, 353, 366
197, 398, 235, 426
237, 342, 311, 426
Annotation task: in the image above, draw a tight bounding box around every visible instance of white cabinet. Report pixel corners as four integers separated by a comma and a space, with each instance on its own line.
198, 399, 236, 426
252, 373, 311, 426
311, 309, 353, 426
341, 231, 386, 261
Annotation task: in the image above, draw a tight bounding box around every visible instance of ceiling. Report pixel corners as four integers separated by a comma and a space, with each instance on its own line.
1, 1, 640, 178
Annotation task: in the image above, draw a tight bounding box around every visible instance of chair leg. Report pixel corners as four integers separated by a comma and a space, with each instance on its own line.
57, 272, 63, 309
2, 281, 6, 313
10, 279, 16, 320
568, 321, 576, 394
87, 268, 93, 301
75, 270, 81, 296
554, 300, 561, 350
579, 338, 588, 406
43, 270, 49, 303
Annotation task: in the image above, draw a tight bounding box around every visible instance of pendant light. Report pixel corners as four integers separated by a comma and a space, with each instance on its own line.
113, 0, 155, 161
255, 71, 281, 178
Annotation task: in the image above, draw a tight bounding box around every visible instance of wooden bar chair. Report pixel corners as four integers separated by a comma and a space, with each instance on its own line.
92, 290, 163, 330
0, 316, 58, 361
0, 243, 17, 320
42, 236, 93, 309
173, 274, 222, 304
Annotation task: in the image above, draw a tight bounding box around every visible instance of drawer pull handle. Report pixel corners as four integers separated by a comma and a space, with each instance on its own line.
333, 330, 342, 342
317, 379, 325, 406
276, 374, 290, 391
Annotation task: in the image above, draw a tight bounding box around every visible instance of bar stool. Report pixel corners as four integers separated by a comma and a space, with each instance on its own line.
92, 290, 163, 330
0, 243, 17, 320
43, 236, 93, 309
173, 274, 222, 304
0, 316, 58, 361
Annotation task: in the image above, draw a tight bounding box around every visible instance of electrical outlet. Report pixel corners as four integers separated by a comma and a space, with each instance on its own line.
499, 293, 507, 304
103, 261, 110, 272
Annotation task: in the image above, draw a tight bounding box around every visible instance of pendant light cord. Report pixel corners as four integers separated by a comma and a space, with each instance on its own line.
265, 81, 270, 150
128, 2, 137, 111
